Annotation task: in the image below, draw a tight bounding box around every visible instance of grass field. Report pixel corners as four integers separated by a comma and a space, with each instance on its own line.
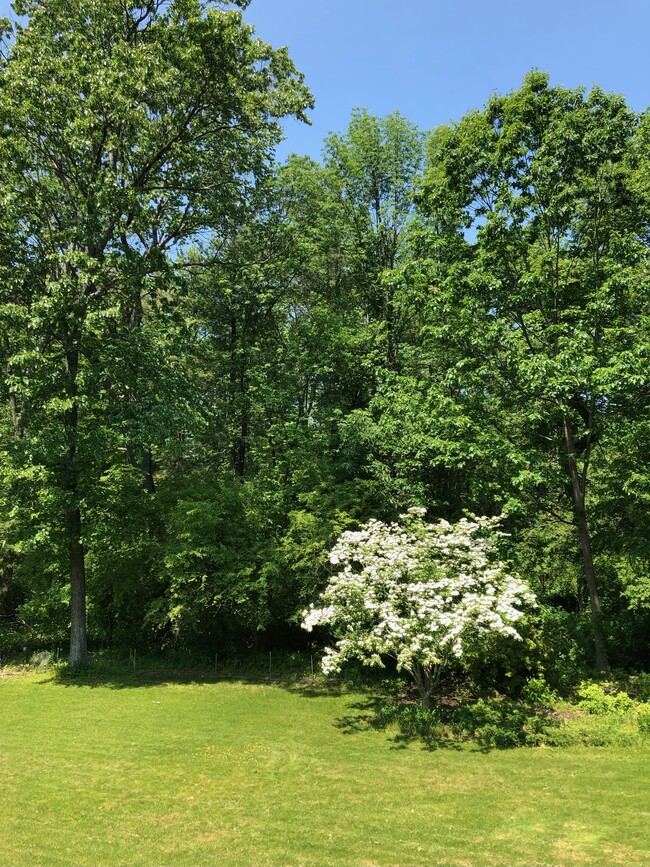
2, 669, 650, 867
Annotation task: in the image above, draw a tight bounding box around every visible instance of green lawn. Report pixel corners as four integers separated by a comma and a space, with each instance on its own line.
2, 671, 649, 867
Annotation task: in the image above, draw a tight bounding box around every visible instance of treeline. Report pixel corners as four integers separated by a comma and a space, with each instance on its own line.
1, 1, 649, 683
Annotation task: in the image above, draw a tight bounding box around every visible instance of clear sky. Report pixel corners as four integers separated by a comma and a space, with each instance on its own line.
1, 0, 648, 161
241, 0, 650, 160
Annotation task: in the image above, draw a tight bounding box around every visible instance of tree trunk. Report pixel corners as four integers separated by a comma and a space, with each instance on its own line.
562, 415, 610, 672
68, 506, 88, 667
64, 345, 88, 668
229, 315, 249, 480
412, 662, 440, 709
575, 508, 609, 672
140, 449, 156, 494
235, 412, 248, 480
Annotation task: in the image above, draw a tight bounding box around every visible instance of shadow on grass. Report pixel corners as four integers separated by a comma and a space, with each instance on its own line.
332, 694, 468, 751
28, 649, 403, 697
333, 695, 387, 734
37, 667, 219, 690
34, 655, 363, 697
28, 657, 545, 753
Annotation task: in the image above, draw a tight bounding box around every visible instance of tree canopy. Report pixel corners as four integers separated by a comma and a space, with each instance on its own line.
1, 25, 649, 693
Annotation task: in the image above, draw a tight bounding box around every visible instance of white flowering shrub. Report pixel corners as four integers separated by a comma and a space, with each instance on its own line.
302, 508, 536, 707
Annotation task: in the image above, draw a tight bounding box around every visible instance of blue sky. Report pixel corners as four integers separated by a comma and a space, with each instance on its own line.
2, 0, 648, 160
241, 0, 650, 160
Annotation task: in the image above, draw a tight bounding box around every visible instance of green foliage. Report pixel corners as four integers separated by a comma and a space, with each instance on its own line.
273, 479, 385, 614
1, 57, 650, 689
144, 474, 278, 647
451, 696, 554, 749
0, 0, 312, 661
627, 673, 650, 702
419, 72, 650, 672
539, 717, 643, 748
521, 675, 557, 707
376, 702, 447, 743
376, 681, 560, 749
637, 703, 650, 733
576, 682, 635, 715
375, 675, 650, 750
525, 606, 590, 689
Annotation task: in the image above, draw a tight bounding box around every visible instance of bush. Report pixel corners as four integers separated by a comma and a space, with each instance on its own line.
372, 674, 650, 749
375, 683, 560, 749
451, 695, 561, 748
451, 697, 527, 747
576, 682, 635, 715
521, 675, 556, 706
523, 606, 589, 692
627, 673, 650, 702
538, 718, 641, 748
375, 703, 446, 745
637, 703, 650, 734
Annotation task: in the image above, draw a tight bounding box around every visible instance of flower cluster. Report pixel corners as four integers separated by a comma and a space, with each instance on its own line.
302, 509, 536, 690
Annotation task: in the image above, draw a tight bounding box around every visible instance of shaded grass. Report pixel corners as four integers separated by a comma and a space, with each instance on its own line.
2, 671, 650, 866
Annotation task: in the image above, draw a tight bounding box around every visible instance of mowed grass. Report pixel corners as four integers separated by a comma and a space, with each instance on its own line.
2, 672, 650, 867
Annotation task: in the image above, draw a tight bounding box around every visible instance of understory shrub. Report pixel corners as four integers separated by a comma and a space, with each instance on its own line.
576, 681, 635, 715
627, 673, 650, 702
451, 696, 556, 747
376, 678, 559, 748
636, 703, 650, 733
373, 675, 650, 748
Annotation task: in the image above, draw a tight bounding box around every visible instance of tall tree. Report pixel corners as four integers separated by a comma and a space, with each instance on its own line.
324, 110, 424, 370
419, 72, 650, 671
0, 0, 311, 665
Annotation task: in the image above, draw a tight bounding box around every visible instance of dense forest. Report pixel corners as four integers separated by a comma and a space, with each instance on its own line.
2, 0, 650, 689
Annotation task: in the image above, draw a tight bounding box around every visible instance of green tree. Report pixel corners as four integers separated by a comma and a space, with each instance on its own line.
419, 72, 650, 671
324, 110, 424, 370
0, 0, 311, 665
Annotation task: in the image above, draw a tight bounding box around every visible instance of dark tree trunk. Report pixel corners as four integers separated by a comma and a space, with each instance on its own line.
140, 449, 156, 494
235, 413, 248, 479
229, 315, 248, 480
453, 465, 462, 519
562, 415, 610, 672
575, 508, 609, 672
68, 506, 88, 667
125, 444, 157, 493
3, 334, 22, 439
64, 346, 88, 667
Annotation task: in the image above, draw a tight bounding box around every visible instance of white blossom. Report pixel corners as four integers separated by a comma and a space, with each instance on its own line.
302, 511, 536, 703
